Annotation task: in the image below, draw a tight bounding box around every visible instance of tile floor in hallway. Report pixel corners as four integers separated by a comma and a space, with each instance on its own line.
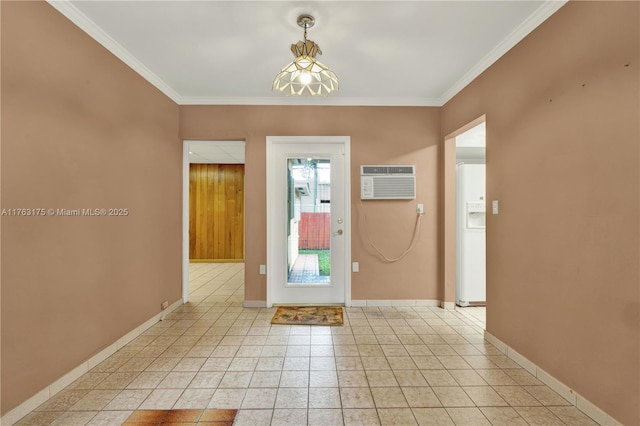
15, 263, 599, 426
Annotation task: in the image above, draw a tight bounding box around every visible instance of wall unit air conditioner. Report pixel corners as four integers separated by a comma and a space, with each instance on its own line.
360, 165, 416, 200
294, 181, 310, 196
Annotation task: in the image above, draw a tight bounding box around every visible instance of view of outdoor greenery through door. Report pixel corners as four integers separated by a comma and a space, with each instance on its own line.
287, 158, 331, 284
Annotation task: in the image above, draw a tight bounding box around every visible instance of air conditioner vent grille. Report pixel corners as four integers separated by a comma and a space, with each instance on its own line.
361, 166, 387, 175
372, 177, 416, 198
361, 165, 415, 175
360, 165, 416, 200
387, 166, 414, 174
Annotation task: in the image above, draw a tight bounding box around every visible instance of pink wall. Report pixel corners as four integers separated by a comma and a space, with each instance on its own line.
2, 1, 638, 423
1, 2, 182, 413
441, 2, 639, 424
179, 106, 441, 302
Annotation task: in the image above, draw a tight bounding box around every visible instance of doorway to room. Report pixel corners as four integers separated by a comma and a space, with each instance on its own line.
444, 117, 486, 329
266, 136, 351, 307
182, 140, 246, 304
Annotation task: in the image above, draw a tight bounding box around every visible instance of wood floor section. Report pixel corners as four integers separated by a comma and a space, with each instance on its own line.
123, 408, 236, 425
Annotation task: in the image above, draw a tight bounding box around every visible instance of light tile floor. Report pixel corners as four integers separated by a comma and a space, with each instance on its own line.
15, 263, 599, 425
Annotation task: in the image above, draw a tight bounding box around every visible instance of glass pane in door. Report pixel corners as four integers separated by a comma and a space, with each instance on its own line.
287, 158, 331, 285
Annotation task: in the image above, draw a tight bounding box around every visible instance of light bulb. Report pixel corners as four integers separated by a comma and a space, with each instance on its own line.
299, 71, 312, 85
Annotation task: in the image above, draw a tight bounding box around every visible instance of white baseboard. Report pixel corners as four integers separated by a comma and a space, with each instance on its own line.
351, 299, 441, 307
243, 300, 267, 308
484, 330, 621, 426
1, 299, 183, 426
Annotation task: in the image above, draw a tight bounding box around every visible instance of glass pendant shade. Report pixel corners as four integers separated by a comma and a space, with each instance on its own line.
273, 17, 339, 96
273, 54, 339, 96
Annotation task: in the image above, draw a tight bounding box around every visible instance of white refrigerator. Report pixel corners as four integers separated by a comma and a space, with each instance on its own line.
456, 163, 486, 306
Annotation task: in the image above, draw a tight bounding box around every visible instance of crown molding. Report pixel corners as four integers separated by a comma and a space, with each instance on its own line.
179, 96, 443, 107
46, 0, 182, 104
438, 0, 568, 105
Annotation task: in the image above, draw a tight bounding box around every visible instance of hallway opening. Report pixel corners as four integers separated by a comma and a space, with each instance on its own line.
443, 116, 487, 329
183, 140, 246, 304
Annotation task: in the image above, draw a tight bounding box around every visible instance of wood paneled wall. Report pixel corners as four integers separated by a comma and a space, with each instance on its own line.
189, 164, 244, 261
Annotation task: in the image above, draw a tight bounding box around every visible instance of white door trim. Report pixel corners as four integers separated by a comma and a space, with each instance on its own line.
182, 141, 190, 303
266, 136, 351, 308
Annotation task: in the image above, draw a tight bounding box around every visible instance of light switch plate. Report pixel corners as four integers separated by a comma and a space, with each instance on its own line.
492, 200, 499, 215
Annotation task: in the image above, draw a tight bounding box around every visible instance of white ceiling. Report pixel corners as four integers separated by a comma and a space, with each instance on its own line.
187, 141, 245, 164
50, 1, 566, 107
456, 122, 486, 162
456, 122, 485, 148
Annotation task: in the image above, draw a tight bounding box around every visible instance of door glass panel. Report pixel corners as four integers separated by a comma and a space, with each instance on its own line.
287, 158, 331, 285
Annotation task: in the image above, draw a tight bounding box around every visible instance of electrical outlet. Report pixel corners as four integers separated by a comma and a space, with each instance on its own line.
259, 264, 266, 275
492, 200, 499, 215
352, 262, 359, 273
417, 203, 424, 215
161, 301, 169, 310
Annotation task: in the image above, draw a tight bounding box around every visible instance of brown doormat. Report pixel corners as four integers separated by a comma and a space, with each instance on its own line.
271, 306, 343, 326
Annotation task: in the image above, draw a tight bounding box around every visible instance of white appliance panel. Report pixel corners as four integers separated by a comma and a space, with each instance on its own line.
456, 164, 486, 306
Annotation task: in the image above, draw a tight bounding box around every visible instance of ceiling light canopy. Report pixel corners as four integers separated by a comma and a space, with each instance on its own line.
273, 14, 339, 96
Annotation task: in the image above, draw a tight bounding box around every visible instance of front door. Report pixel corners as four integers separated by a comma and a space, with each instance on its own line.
267, 136, 350, 306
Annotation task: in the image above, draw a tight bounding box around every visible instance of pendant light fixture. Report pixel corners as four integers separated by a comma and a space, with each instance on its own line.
273, 14, 339, 96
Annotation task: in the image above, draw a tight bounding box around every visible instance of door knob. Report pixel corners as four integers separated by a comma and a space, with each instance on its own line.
333, 229, 343, 236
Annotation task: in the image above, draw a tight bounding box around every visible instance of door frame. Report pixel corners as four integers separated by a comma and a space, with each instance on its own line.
266, 136, 351, 308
